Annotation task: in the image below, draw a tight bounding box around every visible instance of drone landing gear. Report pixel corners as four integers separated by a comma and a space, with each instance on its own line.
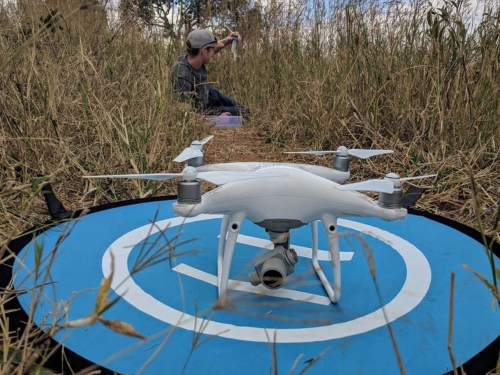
312, 215, 341, 303
217, 212, 246, 305
216, 213, 341, 306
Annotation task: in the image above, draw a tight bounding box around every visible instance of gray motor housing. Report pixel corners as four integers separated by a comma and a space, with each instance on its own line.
378, 188, 403, 209
177, 180, 201, 204
187, 154, 205, 168
333, 153, 349, 172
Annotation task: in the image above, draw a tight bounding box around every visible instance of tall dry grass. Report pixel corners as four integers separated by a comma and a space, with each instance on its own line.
1, 0, 498, 238
223, 0, 499, 234
0, 0, 499, 372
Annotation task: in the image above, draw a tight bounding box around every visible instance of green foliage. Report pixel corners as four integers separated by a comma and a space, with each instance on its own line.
120, 0, 253, 37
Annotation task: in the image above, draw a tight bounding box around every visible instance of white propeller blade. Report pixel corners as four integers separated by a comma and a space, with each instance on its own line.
338, 179, 395, 193
347, 149, 394, 159
337, 173, 437, 193
284, 149, 393, 159
384, 173, 437, 188
285, 151, 337, 156
83, 170, 288, 186
173, 147, 203, 163
200, 135, 214, 145
400, 174, 437, 182
197, 171, 286, 185
83, 173, 182, 181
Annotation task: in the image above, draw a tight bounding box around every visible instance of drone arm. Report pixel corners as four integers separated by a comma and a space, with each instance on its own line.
218, 211, 246, 305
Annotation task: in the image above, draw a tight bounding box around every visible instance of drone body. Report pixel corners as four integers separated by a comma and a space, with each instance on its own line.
173, 166, 406, 225
197, 162, 350, 182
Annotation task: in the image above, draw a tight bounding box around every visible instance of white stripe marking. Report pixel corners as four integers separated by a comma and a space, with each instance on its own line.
173, 263, 332, 306
234, 234, 354, 261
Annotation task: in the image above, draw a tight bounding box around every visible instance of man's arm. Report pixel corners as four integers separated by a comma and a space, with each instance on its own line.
213, 31, 241, 54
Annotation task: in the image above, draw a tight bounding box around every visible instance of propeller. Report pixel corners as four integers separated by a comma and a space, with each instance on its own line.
284, 146, 393, 159
83, 166, 287, 186
338, 173, 437, 194
174, 135, 214, 163
385, 173, 438, 188
285, 146, 394, 172
338, 179, 395, 193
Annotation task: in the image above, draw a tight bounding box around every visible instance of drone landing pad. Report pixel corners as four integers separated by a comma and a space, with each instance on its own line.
6, 197, 500, 375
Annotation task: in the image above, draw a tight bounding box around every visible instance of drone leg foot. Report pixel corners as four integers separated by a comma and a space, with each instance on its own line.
218, 212, 245, 306
217, 214, 230, 291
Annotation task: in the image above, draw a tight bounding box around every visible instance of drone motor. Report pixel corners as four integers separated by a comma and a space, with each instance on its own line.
177, 167, 202, 204
378, 173, 403, 209
332, 146, 350, 172
187, 141, 205, 168
177, 180, 201, 204
378, 189, 403, 209
377, 172, 437, 209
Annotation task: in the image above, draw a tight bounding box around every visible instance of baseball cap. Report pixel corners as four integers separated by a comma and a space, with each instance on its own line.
186, 29, 224, 49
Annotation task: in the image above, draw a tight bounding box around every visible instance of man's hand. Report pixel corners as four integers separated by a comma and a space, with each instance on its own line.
220, 112, 231, 116
228, 31, 241, 43
214, 31, 242, 54
223, 31, 241, 46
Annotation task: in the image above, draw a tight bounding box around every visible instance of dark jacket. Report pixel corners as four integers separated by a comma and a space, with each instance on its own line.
169, 52, 209, 111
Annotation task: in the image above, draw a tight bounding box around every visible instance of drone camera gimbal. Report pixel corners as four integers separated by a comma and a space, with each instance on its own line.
248, 245, 298, 289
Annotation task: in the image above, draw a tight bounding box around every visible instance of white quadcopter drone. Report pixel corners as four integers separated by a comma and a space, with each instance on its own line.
84, 136, 436, 305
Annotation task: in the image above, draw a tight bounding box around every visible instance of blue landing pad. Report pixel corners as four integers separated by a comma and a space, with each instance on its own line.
7, 197, 500, 375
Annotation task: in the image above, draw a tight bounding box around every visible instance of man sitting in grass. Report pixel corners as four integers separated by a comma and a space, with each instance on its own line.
169, 29, 250, 118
